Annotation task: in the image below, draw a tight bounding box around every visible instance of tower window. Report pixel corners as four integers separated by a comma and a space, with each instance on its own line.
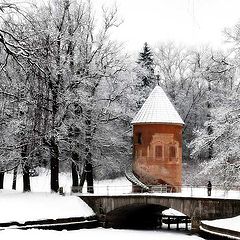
155, 145, 163, 158
137, 133, 142, 144
169, 146, 176, 159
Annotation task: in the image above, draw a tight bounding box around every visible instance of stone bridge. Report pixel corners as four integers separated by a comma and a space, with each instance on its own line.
79, 194, 240, 230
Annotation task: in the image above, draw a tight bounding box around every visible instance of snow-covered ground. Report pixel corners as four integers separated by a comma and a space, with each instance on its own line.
0, 228, 204, 240
0, 170, 131, 224
3, 169, 240, 199
0, 190, 94, 223
3, 169, 74, 193
2, 169, 131, 194
202, 215, 240, 232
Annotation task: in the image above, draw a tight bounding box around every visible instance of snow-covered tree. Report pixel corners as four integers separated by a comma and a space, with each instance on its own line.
63, 5, 133, 192
190, 88, 240, 187
0, 0, 133, 193
136, 42, 155, 88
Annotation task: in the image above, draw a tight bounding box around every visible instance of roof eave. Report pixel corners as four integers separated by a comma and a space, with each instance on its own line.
131, 121, 185, 126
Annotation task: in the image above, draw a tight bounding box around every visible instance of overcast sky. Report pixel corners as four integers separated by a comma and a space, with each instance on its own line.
94, 0, 240, 51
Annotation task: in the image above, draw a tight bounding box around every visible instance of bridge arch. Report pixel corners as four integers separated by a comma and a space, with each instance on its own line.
96, 195, 192, 217
105, 203, 169, 229
79, 195, 240, 230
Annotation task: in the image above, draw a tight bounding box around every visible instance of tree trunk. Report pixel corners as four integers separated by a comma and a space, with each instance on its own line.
86, 161, 94, 193
50, 136, 59, 192
12, 166, 18, 190
21, 145, 31, 192
23, 165, 31, 192
207, 81, 213, 160
71, 152, 79, 187
207, 123, 213, 159
79, 109, 94, 193
0, 172, 4, 189
79, 164, 86, 193
48, 20, 62, 193
85, 109, 94, 193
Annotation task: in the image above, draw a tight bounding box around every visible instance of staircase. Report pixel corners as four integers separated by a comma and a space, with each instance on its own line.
125, 165, 149, 191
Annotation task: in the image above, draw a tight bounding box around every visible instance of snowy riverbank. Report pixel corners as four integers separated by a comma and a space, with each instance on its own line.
0, 190, 94, 223
202, 215, 240, 233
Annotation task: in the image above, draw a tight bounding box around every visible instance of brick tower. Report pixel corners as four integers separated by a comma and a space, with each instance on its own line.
132, 85, 184, 192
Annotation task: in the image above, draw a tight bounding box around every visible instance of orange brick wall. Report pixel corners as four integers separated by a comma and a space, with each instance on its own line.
133, 124, 183, 191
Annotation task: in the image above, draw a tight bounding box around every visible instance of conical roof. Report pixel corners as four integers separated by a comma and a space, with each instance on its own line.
132, 85, 184, 125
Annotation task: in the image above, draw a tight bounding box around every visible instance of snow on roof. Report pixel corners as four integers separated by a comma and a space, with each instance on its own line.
132, 85, 184, 125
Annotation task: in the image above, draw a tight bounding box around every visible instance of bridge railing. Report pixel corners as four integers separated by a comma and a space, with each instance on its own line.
72, 184, 240, 199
